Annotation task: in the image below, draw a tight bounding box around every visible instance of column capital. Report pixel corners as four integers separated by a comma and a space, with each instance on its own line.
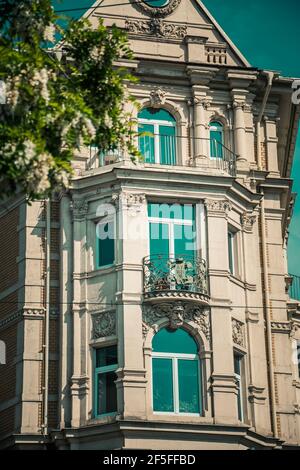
205, 198, 232, 217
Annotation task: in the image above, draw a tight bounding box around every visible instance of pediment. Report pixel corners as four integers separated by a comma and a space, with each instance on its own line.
85, 0, 250, 67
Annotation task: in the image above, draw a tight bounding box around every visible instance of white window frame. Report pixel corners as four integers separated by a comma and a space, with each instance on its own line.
147, 203, 206, 261
234, 353, 244, 422
138, 117, 176, 164
151, 351, 202, 416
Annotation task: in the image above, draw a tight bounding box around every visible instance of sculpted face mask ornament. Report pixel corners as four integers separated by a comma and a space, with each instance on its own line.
134, 0, 182, 17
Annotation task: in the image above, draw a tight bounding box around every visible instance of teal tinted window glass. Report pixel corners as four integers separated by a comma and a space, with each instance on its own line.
149, 222, 169, 257
144, 0, 169, 6
174, 224, 196, 258
138, 107, 175, 122
96, 346, 118, 368
138, 123, 155, 163
228, 231, 234, 274
234, 353, 241, 375
97, 221, 114, 268
96, 370, 117, 415
178, 359, 200, 414
159, 125, 176, 165
210, 122, 224, 158
148, 203, 194, 221
152, 328, 198, 354
152, 358, 174, 412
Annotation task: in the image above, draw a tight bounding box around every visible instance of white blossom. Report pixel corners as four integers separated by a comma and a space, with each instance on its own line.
43, 24, 56, 43
83, 117, 96, 138
90, 45, 104, 61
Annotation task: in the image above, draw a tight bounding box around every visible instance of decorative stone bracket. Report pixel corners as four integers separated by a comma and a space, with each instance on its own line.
142, 302, 211, 341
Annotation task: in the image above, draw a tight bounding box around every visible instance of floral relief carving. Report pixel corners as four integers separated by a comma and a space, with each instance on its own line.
125, 18, 187, 40
92, 311, 116, 339
142, 302, 211, 341
241, 212, 256, 233
205, 199, 232, 216
71, 198, 88, 220
232, 318, 245, 347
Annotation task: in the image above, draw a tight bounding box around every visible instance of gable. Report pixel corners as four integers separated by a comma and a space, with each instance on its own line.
85, 0, 250, 68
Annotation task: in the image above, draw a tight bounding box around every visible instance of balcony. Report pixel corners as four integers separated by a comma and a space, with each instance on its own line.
143, 254, 209, 304
84, 138, 237, 177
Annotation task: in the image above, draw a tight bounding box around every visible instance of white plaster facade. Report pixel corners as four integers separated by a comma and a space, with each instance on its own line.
1, 0, 300, 450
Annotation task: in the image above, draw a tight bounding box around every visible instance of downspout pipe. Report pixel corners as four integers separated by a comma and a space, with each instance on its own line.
260, 189, 278, 438
42, 199, 51, 436
256, 71, 274, 170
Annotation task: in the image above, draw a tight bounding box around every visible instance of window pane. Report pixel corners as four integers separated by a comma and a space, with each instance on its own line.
159, 125, 176, 165
97, 221, 114, 267
139, 107, 175, 122
228, 232, 234, 274
174, 224, 196, 259
96, 371, 117, 415
178, 359, 200, 414
152, 358, 174, 412
139, 123, 155, 163
234, 353, 241, 375
152, 328, 198, 354
210, 122, 224, 159
149, 222, 169, 257
96, 346, 118, 368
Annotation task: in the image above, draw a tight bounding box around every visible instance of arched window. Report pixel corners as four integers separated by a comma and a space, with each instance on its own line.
138, 108, 177, 165
152, 328, 202, 414
209, 121, 224, 159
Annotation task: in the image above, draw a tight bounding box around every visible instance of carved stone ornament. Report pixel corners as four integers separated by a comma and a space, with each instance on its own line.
134, 0, 182, 18
150, 88, 167, 108
205, 199, 232, 216
232, 318, 245, 347
92, 311, 116, 339
241, 212, 257, 233
71, 198, 88, 220
142, 302, 211, 341
125, 18, 187, 40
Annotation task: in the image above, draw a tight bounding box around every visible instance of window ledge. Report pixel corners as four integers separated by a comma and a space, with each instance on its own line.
147, 413, 214, 425
229, 274, 245, 289
88, 265, 116, 278
87, 414, 118, 426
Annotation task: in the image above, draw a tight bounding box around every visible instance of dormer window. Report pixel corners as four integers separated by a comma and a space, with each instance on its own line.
138, 108, 177, 165
209, 121, 224, 159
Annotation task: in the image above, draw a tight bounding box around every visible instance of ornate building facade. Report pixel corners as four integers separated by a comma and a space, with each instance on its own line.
1, 0, 300, 450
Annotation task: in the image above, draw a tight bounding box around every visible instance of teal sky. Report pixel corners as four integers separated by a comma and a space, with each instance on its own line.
52, 0, 300, 274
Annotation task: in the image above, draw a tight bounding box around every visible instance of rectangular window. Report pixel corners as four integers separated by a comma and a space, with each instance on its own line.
228, 229, 239, 276
152, 356, 201, 415
178, 359, 201, 414
148, 203, 196, 259
94, 346, 118, 417
234, 353, 244, 422
96, 217, 115, 268
152, 358, 174, 412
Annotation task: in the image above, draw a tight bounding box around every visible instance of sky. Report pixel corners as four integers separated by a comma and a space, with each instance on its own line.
52, 0, 300, 275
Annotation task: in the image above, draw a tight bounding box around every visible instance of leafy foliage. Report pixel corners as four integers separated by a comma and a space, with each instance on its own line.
0, 0, 138, 201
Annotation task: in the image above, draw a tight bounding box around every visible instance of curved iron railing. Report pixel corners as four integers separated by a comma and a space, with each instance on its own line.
143, 254, 209, 297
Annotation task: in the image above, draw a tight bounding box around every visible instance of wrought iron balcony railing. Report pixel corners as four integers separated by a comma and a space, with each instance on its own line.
143, 254, 209, 302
